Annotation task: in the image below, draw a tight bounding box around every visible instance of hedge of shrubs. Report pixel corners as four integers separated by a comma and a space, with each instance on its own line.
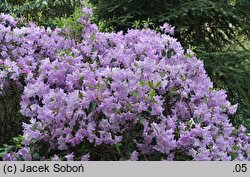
0, 8, 249, 161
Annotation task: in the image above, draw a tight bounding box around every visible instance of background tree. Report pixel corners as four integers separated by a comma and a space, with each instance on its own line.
90, 0, 249, 49
0, 0, 82, 27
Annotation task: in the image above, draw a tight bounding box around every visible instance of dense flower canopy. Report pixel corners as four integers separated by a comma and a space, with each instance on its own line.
0, 9, 250, 161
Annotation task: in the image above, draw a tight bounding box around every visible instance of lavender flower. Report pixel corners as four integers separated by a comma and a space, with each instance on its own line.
130, 151, 139, 161
81, 153, 90, 161
65, 153, 74, 161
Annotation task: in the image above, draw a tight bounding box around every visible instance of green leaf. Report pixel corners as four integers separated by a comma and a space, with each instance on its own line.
149, 89, 156, 99
172, 86, 177, 92
13, 137, 19, 142
115, 143, 122, 154
0, 146, 8, 158
148, 81, 154, 89
78, 91, 84, 99
230, 152, 237, 160
140, 81, 146, 87
79, 76, 84, 85
152, 98, 158, 104
32, 152, 40, 160
89, 34, 95, 41
86, 84, 95, 88
12, 135, 23, 144
232, 145, 240, 151
160, 71, 165, 77
0, 151, 8, 158
167, 86, 178, 97
138, 115, 145, 121
185, 53, 192, 59
133, 90, 139, 98
167, 50, 173, 58
155, 81, 161, 88
88, 101, 97, 113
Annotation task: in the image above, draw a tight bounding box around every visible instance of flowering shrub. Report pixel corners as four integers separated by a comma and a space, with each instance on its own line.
0, 8, 250, 161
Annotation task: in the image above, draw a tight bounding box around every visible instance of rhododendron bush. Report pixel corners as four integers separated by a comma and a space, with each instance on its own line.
0, 8, 250, 161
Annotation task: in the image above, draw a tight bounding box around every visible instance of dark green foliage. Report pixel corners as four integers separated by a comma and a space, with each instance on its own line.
0, 0, 82, 27
91, 0, 250, 49
52, 7, 84, 40
0, 84, 26, 145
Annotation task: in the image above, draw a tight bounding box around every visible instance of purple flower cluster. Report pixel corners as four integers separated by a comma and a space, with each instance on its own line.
160, 23, 175, 35
1, 8, 250, 161
0, 13, 16, 28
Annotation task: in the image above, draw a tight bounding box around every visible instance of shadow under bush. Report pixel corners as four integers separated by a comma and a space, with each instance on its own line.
0, 83, 26, 145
